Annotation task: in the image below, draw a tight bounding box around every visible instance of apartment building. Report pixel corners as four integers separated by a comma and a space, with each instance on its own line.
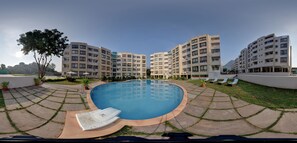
237, 34, 292, 74
62, 42, 111, 78
150, 52, 170, 79
112, 52, 147, 78
150, 34, 221, 79
233, 57, 239, 73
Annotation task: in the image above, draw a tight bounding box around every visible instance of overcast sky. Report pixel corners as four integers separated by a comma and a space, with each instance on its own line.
0, 0, 296, 71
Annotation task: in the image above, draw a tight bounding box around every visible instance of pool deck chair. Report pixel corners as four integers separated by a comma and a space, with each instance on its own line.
218, 78, 228, 85
76, 107, 121, 131
227, 79, 239, 86
209, 78, 218, 83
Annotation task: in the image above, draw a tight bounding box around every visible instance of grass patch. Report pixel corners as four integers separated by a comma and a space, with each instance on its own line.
45, 78, 101, 85
0, 90, 4, 108
189, 79, 297, 109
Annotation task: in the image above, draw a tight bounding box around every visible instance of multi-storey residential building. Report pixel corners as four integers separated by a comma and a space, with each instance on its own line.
233, 58, 239, 73
112, 52, 146, 78
238, 48, 248, 73
150, 34, 221, 79
150, 52, 170, 79
98, 47, 112, 78
237, 34, 292, 74
62, 43, 146, 79
62, 42, 112, 78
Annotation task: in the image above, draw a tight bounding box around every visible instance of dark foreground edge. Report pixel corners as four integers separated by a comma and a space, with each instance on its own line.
1, 133, 297, 142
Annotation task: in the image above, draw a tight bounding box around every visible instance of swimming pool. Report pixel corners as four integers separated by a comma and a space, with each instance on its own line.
91, 80, 184, 120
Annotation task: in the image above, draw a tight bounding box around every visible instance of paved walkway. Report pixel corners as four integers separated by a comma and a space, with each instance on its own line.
129, 80, 297, 139
0, 84, 89, 138
1, 80, 297, 139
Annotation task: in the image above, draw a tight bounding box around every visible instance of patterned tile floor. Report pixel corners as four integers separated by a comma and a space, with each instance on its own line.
1, 80, 297, 139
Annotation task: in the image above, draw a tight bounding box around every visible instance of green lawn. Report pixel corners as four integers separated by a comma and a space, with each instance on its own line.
0, 90, 4, 108
189, 79, 297, 109
45, 78, 101, 85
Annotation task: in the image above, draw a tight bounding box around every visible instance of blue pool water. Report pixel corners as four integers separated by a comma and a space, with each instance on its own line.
91, 80, 184, 120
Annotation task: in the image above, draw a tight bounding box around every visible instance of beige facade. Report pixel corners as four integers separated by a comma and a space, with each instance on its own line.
112, 52, 146, 78
150, 34, 221, 79
238, 34, 292, 73
62, 42, 111, 78
150, 52, 170, 79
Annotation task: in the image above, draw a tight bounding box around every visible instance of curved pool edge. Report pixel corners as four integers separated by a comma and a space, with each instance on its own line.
86, 80, 188, 127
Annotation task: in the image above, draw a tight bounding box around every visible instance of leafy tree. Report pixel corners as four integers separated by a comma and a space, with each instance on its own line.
17, 29, 68, 79
1, 64, 6, 70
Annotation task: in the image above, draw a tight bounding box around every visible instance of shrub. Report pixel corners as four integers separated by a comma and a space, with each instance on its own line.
66, 77, 76, 82
101, 76, 107, 81
1, 81, 9, 90
82, 79, 90, 86
34, 78, 42, 86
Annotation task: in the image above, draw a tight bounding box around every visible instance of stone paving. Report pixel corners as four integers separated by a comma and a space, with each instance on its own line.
1, 80, 297, 139
0, 84, 88, 138
129, 80, 297, 139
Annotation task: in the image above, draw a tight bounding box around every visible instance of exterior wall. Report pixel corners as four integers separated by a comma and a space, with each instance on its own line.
168, 34, 221, 78
237, 34, 291, 74
99, 47, 112, 78
62, 42, 101, 78
238, 74, 297, 89
150, 52, 170, 79
112, 52, 146, 78
0, 75, 35, 88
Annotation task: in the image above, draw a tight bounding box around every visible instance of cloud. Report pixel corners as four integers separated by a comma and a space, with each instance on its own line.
15, 51, 24, 58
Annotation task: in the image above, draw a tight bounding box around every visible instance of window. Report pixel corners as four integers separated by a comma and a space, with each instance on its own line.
199, 42, 207, 47
265, 40, 273, 44
192, 44, 198, 50
192, 58, 198, 64
191, 39, 198, 44
200, 65, 207, 71
80, 51, 86, 55
200, 56, 207, 63
212, 56, 220, 61
200, 49, 207, 54
79, 57, 86, 61
280, 50, 287, 55
102, 50, 106, 54
72, 45, 78, 49
280, 57, 287, 63
192, 50, 198, 56
192, 66, 199, 72
280, 38, 288, 42
71, 63, 78, 68
71, 56, 78, 61
280, 43, 288, 48
88, 48, 93, 51
211, 49, 220, 53
72, 50, 78, 54
80, 45, 86, 49
199, 37, 206, 41
79, 64, 86, 69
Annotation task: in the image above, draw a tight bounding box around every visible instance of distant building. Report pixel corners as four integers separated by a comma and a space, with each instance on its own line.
150, 52, 170, 79
112, 52, 146, 78
150, 34, 221, 79
62, 42, 145, 79
62, 42, 110, 78
237, 34, 292, 74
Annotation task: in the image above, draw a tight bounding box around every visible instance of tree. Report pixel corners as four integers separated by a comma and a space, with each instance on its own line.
17, 29, 68, 79
1, 64, 6, 70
